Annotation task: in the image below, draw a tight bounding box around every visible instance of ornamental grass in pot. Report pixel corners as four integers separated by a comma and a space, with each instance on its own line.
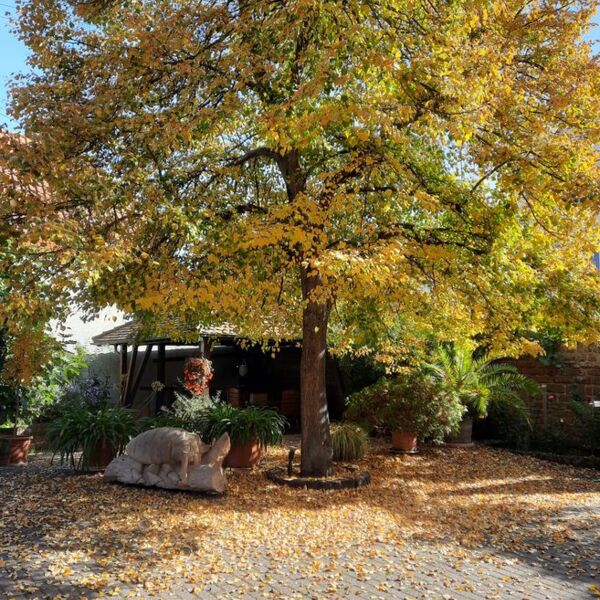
198, 403, 287, 468
331, 422, 368, 462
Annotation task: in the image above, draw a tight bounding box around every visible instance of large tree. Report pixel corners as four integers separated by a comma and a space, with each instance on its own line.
2, 0, 599, 474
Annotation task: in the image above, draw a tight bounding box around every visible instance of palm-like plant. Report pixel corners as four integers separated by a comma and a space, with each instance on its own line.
427, 344, 539, 420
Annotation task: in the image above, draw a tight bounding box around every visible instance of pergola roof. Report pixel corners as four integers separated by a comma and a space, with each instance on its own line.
92, 320, 240, 346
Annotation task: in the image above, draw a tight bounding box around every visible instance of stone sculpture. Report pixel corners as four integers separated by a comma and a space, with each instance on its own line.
104, 427, 230, 493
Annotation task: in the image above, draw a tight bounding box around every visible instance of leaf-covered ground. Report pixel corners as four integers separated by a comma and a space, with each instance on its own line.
1, 440, 599, 599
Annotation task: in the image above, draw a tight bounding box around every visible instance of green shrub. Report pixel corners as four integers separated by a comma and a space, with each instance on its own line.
48, 401, 135, 470
137, 391, 219, 433
570, 400, 600, 455
530, 425, 573, 454
198, 403, 287, 448
23, 347, 88, 423
345, 372, 465, 443
170, 391, 219, 430
1, 346, 88, 431
486, 397, 532, 450
331, 422, 368, 461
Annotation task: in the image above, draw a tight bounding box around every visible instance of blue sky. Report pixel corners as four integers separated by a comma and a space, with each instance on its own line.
0, 2, 598, 130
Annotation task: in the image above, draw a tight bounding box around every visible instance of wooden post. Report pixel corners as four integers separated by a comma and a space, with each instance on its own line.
120, 343, 128, 376
122, 344, 138, 406
156, 343, 166, 412
127, 343, 154, 407
119, 343, 128, 399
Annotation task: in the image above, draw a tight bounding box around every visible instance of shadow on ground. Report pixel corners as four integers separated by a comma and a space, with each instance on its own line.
0, 443, 598, 598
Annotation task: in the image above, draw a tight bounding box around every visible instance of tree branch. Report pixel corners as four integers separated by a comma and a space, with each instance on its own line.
227, 147, 281, 167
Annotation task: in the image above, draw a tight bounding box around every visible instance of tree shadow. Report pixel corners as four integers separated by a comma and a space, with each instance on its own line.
0, 444, 598, 597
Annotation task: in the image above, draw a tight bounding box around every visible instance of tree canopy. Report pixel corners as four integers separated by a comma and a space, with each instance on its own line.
2, 0, 599, 472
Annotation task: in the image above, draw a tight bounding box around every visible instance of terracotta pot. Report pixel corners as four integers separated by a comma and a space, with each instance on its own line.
0, 434, 33, 466
446, 415, 474, 447
224, 437, 262, 468
88, 439, 115, 470
391, 431, 418, 453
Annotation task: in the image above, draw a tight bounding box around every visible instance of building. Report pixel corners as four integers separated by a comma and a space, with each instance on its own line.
92, 320, 346, 428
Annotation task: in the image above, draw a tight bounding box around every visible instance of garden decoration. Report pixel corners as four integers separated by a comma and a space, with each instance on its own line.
104, 427, 230, 494
183, 358, 213, 397
287, 447, 297, 476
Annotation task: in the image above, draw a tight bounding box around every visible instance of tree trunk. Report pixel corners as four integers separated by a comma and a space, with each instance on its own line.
300, 269, 333, 476
276, 149, 331, 475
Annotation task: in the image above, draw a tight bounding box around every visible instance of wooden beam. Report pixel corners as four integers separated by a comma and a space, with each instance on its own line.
126, 343, 154, 407
119, 343, 128, 400
120, 343, 128, 376
156, 343, 166, 412
122, 344, 138, 406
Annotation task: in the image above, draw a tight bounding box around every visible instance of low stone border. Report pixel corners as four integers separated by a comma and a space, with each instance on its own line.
265, 466, 370, 490
510, 449, 600, 470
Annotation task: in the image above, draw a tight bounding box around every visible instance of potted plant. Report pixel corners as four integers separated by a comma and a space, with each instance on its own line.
0, 325, 61, 465
331, 422, 368, 461
345, 373, 464, 452
199, 403, 287, 468
427, 344, 539, 446
21, 347, 88, 452
0, 383, 33, 465
48, 375, 134, 471
48, 400, 135, 470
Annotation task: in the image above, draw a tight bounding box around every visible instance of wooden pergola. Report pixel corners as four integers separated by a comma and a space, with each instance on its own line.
92, 321, 239, 409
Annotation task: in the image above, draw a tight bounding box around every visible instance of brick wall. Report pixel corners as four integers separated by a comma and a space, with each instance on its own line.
514, 345, 600, 429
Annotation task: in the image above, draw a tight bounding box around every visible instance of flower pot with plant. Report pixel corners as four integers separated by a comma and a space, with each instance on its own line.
48, 376, 135, 471
331, 422, 368, 461
0, 326, 64, 466
0, 384, 33, 466
48, 400, 135, 471
346, 372, 465, 452
427, 344, 538, 447
199, 403, 287, 468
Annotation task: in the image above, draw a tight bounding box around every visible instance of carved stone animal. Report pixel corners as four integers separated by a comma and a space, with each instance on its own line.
104, 455, 144, 485
125, 427, 209, 484
187, 433, 231, 493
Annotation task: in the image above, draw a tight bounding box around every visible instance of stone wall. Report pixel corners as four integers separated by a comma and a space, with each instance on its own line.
514, 345, 600, 429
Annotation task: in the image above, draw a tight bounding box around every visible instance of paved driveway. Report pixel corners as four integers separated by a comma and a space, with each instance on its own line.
1, 444, 598, 599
